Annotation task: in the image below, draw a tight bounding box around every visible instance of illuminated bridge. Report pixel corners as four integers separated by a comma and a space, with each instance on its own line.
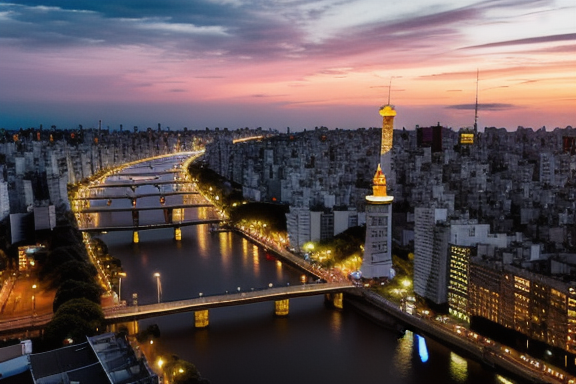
87, 179, 192, 189
106, 281, 357, 328
79, 202, 213, 214
73, 191, 198, 201
0, 283, 356, 336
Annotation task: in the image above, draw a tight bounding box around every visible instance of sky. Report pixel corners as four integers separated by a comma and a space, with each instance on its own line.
0, 0, 575, 132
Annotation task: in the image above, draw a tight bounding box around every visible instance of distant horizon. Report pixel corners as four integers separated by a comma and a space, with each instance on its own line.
1, 1, 574, 131
1, 117, 573, 133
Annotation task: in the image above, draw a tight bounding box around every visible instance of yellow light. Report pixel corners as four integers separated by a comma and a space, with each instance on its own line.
157, 358, 164, 369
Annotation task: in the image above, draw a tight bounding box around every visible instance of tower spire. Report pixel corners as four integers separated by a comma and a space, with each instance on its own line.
387, 77, 392, 105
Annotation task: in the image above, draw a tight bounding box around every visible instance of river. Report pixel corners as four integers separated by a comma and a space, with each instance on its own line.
90, 156, 515, 384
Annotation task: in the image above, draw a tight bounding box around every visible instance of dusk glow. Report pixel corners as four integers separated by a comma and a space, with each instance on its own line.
1, 0, 574, 131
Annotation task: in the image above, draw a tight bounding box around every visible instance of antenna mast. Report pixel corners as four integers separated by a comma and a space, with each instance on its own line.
388, 77, 392, 105
474, 69, 479, 135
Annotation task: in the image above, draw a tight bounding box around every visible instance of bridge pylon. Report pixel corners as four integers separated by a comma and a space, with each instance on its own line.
195, 310, 209, 328
275, 299, 289, 316
108, 320, 139, 336
325, 292, 344, 309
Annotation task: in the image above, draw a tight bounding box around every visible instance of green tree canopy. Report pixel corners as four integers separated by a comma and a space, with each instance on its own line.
53, 279, 103, 312
43, 313, 98, 349
39, 245, 87, 284
53, 298, 105, 334
56, 259, 97, 284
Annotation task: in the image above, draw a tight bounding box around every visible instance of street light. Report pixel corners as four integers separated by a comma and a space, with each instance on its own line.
154, 273, 162, 303
32, 284, 37, 315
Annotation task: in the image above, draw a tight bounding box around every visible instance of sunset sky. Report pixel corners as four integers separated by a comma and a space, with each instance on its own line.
1, 0, 574, 132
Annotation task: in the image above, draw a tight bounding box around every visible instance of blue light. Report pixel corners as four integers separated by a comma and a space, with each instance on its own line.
417, 334, 429, 363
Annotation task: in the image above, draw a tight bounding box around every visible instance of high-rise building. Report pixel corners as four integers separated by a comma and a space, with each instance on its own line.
448, 244, 473, 321
0, 178, 9, 221
413, 207, 450, 304
361, 164, 394, 279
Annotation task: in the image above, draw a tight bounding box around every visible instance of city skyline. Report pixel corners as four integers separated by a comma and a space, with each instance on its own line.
0, 0, 575, 131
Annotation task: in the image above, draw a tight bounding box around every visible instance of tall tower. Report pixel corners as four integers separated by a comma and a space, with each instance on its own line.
379, 103, 396, 183
360, 163, 394, 279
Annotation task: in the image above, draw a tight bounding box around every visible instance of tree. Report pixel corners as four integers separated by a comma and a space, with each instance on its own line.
54, 260, 97, 285
53, 279, 103, 312
43, 298, 105, 349
43, 313, 96, 349
53, 298, 105, 334
163, 355, 208, 384
39, 245, 87, 285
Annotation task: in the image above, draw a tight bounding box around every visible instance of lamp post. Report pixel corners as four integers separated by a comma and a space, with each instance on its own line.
32, 284, 37, 316
154, 273, 162, 303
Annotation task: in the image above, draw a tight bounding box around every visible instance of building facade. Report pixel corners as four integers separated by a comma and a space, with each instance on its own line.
361, 164, 394, 279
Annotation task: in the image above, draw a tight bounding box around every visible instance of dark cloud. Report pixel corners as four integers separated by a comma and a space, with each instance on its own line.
0, 1, 306, 61
447, 103, 516, 111
297, 6, 483, 63
463, 33, 576, 50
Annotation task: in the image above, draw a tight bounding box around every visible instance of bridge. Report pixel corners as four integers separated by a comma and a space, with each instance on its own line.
74, 164, 221, 242
79, 203, 213, 214
78, 218, 222, 234
109, 169, 179, 177
0, 282, 356, 336
87, 179, 192, 189
72, 191, 198, 201
104, 281, 355, 328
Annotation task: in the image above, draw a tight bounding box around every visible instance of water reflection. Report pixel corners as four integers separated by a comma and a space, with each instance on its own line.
495, 374, 515, 384
393, 330, 413, 378
417, 335, 429, 363
252, 245, 260, 276
241, 238, 249, 269
196, 225, 209, 258
328, 310, 343, 342
219, 232, 232, 276
449, 351, 468, 382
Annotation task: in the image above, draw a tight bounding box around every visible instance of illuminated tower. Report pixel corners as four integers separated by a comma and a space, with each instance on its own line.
379, 103, 396, 184
360, 164, 394, 279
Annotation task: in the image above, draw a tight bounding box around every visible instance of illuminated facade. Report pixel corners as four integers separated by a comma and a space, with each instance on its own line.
448, 245, 472, 322
469, 261, 576, 355
459, 132, 475, 145
361, 164, 394, 279
379, 104, 395, 184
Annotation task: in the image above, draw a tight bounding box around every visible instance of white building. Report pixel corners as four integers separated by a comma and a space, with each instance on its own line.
361, 164, 394, 279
